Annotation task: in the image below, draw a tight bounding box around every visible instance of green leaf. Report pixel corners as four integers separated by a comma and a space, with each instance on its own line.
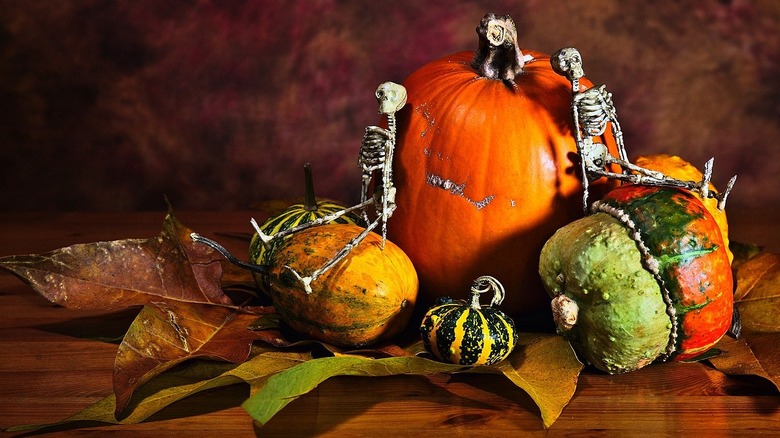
243, 332, 582, 429
242, 355, 467, 426
729, 240, 763, 270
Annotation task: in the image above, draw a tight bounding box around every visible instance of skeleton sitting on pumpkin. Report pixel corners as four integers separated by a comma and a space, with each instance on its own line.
550, 47, 736, 212
200, 82, 408, 294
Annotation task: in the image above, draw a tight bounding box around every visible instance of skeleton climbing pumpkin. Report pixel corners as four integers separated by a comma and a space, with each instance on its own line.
252, 81, 407, 293
387, 13, 620, 314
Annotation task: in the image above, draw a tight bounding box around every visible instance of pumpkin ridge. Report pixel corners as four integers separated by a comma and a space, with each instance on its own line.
448, 307, 472, 363
459, 309, 486, 365
421, 303, 459, 361
489, 309, 517, 363
592, 185, 733, 361
475, 308, 493, 365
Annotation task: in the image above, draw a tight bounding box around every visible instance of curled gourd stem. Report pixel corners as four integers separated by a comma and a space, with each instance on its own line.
469, 275, 505, 309
190, 233, 270, 274
470, 13, 525, 83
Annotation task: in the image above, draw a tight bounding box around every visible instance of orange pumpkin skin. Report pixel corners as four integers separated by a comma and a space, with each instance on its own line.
268, 224, 418, 348
389, 49, 619, 315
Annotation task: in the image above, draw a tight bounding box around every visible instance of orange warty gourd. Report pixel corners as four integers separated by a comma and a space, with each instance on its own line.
388, 13, 619, 315
633, 154, 733, 263
268, 224, 418, 348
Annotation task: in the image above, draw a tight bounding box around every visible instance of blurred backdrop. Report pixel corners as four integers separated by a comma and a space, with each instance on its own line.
1, 0, 778, 211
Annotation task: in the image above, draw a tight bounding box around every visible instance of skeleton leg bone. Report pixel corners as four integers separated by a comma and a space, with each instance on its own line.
286, 217, 382, 294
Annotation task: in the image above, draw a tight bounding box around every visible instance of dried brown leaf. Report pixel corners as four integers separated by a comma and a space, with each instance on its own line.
481, 333, 584, 428
734, 252, 780, 332
113, 301, 274, 414
0, 212, 232, 310
708, 333, 780, 391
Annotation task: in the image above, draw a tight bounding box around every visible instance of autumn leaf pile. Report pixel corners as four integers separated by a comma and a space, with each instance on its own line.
0, 211, 584, 432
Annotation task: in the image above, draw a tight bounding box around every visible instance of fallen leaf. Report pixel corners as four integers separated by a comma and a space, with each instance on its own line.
243, 332, 582, 429
113, 301, 273, 414
2, 210, 583, 432
489, 333, 584, 428
734, 252, 780, 332
706, 251, 780, 390
6, 345, 313, 433
708, 333, 780, 392
0, 212, 232, 310
729, 241, 763, 270
242, 355, 466, 427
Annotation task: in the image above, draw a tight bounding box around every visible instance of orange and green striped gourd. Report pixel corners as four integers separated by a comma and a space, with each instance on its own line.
540, 184, 734, 374
268, 223, 418, 348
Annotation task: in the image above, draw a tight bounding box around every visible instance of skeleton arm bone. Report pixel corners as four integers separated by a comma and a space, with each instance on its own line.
250, 198, 374, 247
285, 217, 382, 294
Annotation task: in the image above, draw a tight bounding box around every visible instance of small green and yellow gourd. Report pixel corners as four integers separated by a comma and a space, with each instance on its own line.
249, 163, 361, 288
420, 276, 518, 366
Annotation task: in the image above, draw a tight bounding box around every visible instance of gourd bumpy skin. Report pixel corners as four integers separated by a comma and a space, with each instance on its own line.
539, 213, 671, 374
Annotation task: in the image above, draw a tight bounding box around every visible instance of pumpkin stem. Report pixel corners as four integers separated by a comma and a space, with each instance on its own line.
303, 163, 318, 212
469, 275, 505, 309
470, 13, 525, 82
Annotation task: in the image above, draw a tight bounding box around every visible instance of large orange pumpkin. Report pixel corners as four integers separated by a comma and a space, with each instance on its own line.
388, 14, 619, 315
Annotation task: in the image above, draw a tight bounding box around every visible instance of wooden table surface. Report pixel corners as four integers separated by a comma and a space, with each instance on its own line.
1, 208, 779, 437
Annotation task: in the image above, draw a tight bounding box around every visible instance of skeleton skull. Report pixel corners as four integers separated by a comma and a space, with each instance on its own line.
376, 82, 407, 115
551, 47, 585, 82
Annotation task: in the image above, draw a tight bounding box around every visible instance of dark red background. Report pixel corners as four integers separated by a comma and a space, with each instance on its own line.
2, 1, 778, 212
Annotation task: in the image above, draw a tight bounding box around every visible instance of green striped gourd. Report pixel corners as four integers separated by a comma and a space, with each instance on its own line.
420, 276, 518, 366
249, 164, 361, 288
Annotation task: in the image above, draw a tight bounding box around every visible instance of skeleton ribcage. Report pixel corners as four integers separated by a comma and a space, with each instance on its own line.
577, 85, 612, 137
359, 129, 387, 173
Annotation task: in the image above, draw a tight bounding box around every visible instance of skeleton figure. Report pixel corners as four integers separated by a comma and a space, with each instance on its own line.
551, 47, 736, 212
358, 81, 407, 244
242, 82, 407, 294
